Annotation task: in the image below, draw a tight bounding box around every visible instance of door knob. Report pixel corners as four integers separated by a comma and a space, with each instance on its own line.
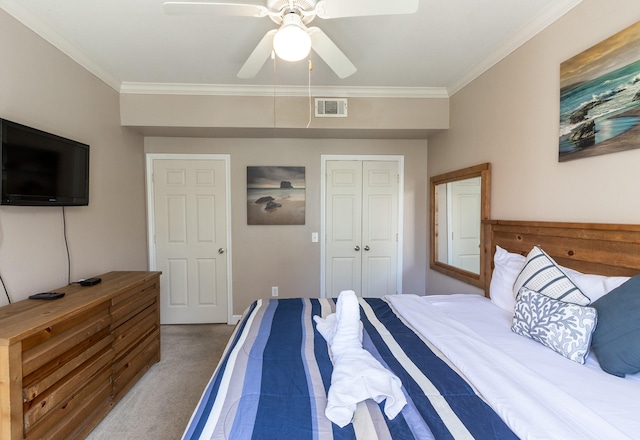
364, 245, 370, 251
354, 246, 360, 251
218, 248, 225, 254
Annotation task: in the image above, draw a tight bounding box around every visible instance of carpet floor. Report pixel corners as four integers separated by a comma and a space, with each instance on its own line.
86, 324, 235, 440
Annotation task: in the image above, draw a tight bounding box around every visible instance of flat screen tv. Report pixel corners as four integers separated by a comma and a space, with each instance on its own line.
0, 119, 89, 206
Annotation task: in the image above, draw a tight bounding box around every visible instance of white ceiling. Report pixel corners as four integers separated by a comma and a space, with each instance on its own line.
0, 0, 582, 97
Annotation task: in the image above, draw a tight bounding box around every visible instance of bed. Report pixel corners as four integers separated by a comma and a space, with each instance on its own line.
183, 220, 640, 439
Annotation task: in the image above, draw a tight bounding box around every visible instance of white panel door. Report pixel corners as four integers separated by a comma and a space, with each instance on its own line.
361, 161, 398, 298
325, 161, 363, 296
449, 177, 481, 273
152, 159, 228, 324
325, 160, 398, 298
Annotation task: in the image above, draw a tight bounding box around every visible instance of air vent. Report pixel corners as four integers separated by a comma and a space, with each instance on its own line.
315, 98, 348, 117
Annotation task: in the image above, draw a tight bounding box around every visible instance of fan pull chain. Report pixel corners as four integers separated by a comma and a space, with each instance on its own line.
306, 59, 313, 128
272, 50, 277, 129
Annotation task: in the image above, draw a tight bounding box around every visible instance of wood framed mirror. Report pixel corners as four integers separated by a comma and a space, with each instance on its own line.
430, 163, 491, 288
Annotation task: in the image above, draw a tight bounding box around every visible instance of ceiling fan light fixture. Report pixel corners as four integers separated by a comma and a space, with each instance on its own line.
273, 13, 311, 62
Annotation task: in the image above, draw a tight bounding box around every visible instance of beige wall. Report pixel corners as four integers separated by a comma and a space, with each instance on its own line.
9, 0, 633, 312
0, 6, 430, 316
427, 0, 640, 295
0, 10, 148, 304
145, 137, 428, 314
120, 93, 449, 133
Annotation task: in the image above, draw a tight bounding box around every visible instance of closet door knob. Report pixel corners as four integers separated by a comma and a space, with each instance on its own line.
354, 246, 360, 251
364, 245, 370, 251
218, 248, 225, 254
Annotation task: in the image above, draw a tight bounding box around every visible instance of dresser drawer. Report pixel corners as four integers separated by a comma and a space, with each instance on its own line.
23, 348, 113, 439
0, 271, 161, 440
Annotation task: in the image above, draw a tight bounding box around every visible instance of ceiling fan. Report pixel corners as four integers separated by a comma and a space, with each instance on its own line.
163, 0, 419, 79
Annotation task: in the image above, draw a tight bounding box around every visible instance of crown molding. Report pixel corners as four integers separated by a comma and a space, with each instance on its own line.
1, 0, 445, 99
119, 82, 449, 99
2, 0, 581, 99
0, 0, 122, 91
447, 0, 583, 95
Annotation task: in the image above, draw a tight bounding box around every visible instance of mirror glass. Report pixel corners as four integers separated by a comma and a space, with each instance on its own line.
430, 163, 490, 288
434, 177, 482, 273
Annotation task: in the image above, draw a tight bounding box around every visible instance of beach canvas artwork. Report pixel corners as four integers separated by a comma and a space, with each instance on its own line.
559, 20, 640, 161
247, 166, 305, 225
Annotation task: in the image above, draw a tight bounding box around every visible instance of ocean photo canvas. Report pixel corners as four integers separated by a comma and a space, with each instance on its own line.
247, 166, 305, 225
559, 20, 640, 161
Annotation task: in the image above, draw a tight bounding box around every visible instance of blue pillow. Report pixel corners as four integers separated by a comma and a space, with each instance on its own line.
591, 275, 640, 377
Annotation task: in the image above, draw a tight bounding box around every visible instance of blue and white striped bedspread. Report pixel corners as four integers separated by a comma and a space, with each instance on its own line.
183, 298, 516, 440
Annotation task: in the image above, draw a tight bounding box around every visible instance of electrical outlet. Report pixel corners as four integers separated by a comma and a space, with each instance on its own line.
312, 232, 318, 242
271, 286, 278, 297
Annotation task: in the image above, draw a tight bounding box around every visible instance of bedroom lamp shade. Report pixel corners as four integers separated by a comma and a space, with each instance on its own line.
273, 13, 311, 62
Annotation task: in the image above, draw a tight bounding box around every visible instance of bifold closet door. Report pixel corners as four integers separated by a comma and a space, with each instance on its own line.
325, 160, 398, 298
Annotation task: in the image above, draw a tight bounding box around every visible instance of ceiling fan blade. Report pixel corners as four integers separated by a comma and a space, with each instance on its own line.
163, 1, 269, 17
315, 0, 418, 19
237, 30, 277, 79
308, 27, 356, 79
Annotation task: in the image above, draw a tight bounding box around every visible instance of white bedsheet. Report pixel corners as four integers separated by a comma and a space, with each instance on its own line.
387, 294, 639, 440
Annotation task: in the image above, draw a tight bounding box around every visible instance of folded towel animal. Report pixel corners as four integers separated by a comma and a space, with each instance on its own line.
314, 290, 407, 427
331, 290, 363, 357
312, 315, 363, 347
313, 313, 337, 345
325, 344, 407, 427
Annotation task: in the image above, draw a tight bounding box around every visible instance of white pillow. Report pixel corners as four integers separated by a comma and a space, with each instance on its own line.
561, 266, 629, 303
513, 246, 590, 306
489, 245, 526, 312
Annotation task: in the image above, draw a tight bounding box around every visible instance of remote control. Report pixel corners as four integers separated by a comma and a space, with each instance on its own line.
29, 292, 65, 300
80, 277, 102, 286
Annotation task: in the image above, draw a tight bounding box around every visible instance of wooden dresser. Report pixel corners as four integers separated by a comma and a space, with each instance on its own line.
0, 271, 161, 440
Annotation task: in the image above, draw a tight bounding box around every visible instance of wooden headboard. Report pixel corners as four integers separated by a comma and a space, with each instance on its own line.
483, 220, 640, 296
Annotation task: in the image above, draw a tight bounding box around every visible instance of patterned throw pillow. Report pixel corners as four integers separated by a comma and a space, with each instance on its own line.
512, 287, 598, 364
513, 246, 590, 306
